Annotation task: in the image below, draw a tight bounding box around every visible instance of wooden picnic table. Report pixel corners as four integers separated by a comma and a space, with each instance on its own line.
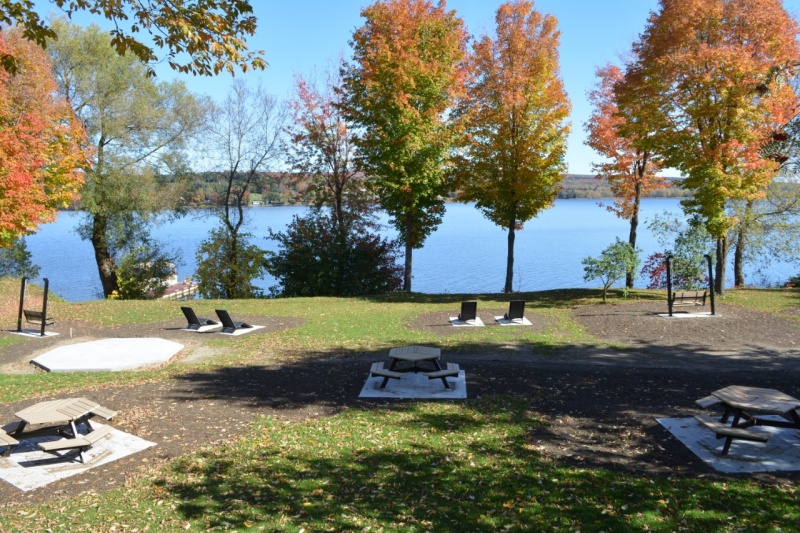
387, 345, 442, 372
695, 385, 800, 455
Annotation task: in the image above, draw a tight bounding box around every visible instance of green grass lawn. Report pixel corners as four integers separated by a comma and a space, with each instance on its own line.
0, 282, 799, 531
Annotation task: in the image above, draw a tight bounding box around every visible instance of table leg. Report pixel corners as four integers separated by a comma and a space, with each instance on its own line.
387, 358, 398, 371
8, 420, 26, 436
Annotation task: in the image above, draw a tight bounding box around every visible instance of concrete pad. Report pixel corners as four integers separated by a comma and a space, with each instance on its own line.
215, 325, 266, 336
657, 312, 716, 318
181, 324, 223, 333
359, 369, 467, 399
494, 316, 533, 326
31, 338, 184, 372
9, 329, 59, 338
449, 317, 485, 327
0, 423, 155, 491
658, 417, 800, 473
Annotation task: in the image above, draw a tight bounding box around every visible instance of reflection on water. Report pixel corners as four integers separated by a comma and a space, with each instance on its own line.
26, 199, 793, 301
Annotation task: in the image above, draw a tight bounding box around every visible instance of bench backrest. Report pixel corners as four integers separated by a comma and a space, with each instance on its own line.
507, 300, 525, 320
459, 301, 477, 321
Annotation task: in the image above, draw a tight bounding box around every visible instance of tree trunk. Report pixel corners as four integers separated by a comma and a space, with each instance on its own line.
626, 186, 642, 289
403, 214, 413, 292
90, 213, 119, 298
714, 236, 728, 296
734, 227, 746, 288
504, 220, 516, 293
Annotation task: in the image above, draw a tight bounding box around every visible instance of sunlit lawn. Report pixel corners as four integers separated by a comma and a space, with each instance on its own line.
0, 279, 798, 531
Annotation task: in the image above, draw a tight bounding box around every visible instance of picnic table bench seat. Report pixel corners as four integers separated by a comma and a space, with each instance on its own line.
671, 291, 707, 307
37, 425, 113, 463
424, 363, 460, 389
694, 414, 769, 455
22, 309, 54, 326
370, 362, 403, 389
0, 428, 19, 456
90, 406, 117, 420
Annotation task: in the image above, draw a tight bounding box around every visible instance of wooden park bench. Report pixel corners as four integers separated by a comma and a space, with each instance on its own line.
37, 425, 113, 464
370, 362, 403, 389
0, 428, 19, 457
694, 414, 770, 455
425, 362, 460, 389
670, 290, 707, 308
22, 309, 55, 327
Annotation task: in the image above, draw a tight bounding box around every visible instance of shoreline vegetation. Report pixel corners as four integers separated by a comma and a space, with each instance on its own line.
63, 173, 689, 210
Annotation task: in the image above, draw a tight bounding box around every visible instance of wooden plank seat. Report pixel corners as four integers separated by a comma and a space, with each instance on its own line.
0, 428, 19, 457
695, 414, 769, 455
22, 309, 54, 326
370, 362, 403, 389
671, 290, 706, 307
90, 406, 117, 421
37, 425, 113, 463
695, 395, 721, 409
424, 363, 460, 389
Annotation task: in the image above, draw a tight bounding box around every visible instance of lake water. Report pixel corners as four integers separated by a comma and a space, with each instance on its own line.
25, 199, 795, 301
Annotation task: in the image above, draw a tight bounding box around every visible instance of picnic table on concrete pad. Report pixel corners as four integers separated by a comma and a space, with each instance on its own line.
11, 398, 115, 440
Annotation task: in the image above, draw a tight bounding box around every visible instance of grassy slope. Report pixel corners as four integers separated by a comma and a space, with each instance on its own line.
1, 279, 799, 531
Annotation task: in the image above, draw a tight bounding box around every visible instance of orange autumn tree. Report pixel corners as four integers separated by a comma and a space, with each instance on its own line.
343, 0, 468, 292
616, 0, 800, 294
0, 29, 88, 248
585, 63, 664, 288
455, 0, 570, 293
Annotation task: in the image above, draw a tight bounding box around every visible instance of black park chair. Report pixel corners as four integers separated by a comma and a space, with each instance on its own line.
215, 309, 254, 334
181, 306, 219, 330
458, 301, 477, 323
504, 300, 525, 322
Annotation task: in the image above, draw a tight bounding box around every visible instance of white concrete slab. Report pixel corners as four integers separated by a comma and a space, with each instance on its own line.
215, 324, 266, 336
449, 317, 485, 327
31, 338, 183, 372
657, 312, 716, 318
359, 369, 467, 399
9, 329, 59, 338
0, 424, 155, 491
658, 417, 800, 473
494, 316, 533, 326
181, 324, 223, 333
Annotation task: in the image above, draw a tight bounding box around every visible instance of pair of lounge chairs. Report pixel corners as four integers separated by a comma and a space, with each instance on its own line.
456, 300, 526, 324
181, 307, 253, 334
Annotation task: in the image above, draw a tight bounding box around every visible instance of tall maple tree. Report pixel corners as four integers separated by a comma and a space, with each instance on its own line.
585, 63, 664, 288
455, 0, 570, 293
343, 0, 468, 292
0, 29, 89, 248
616, 0, 800, 294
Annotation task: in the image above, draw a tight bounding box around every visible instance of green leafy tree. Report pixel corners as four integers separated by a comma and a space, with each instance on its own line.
343, 0, 468, 292
0, 238, 39, 278
195, 227, 266, 299
266, 208, 402, 297
582, 238, 641, 303
644, 212, 713, 290
112, 238, 177, 300
455, 1, 570, 293
0, 0, 265, 75
48, 21, 209, 298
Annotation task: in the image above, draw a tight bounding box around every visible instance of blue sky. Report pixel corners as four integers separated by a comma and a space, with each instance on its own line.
35, 0, 800, 175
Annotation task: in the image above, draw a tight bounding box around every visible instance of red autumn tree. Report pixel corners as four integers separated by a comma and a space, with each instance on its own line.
287, 67, 363, 232
455, 0, 571, 293
343, 0, 468, 292
585, 63, 665, 288
616, 0, 800, 295
0, 29, 89, 248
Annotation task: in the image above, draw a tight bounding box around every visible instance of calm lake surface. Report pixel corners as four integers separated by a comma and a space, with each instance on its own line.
25, 198, 795, 302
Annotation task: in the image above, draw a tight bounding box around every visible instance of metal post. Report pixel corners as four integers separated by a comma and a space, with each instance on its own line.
16, 277, 27, 332
666, 255, 674, 317
40, 278, 50, 336
704, 254, 715, 316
